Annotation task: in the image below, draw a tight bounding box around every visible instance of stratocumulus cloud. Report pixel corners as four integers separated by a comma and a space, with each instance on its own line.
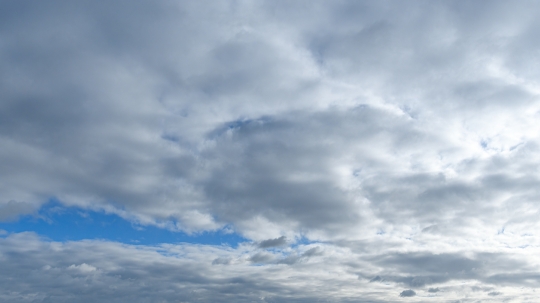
1, 0, 540, 302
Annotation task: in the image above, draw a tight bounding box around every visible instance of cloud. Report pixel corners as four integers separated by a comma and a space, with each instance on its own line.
276, 246, 323, 265
2, 0, 540, 242
212, 257, 232, 265
302, 247, 323, 257
0, 200, 37, 221
67, 263, 97, 273
258, 236, 287, 248
1, 232, 540, 302
399, 290, 416, 297
1, 233, 378, 302
249, 252, 275, 263
2, 1, 540, 302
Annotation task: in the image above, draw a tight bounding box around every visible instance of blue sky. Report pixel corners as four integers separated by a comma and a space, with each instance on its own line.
0, 200, 246, 246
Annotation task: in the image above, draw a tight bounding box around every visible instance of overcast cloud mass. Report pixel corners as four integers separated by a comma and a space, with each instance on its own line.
2, 0, 540, 302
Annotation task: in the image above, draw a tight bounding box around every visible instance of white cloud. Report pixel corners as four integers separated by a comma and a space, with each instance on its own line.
67, 263, 97, 273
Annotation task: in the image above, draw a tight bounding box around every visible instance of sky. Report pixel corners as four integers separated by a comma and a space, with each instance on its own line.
1, 0, 540, 302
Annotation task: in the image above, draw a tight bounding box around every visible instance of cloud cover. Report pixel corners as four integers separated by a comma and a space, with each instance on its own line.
2, 0, 540, 301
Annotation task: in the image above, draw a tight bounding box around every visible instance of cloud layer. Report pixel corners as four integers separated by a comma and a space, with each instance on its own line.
1, 232, 540, 302
1, 0, 540, 301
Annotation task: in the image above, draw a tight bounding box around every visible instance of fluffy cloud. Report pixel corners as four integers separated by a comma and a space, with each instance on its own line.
1, 0, 540, 301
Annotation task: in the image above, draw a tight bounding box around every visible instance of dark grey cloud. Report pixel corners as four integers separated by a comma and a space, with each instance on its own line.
0, 200, 37, 221
369, 276, 383, 283
249, 252, 275, 263
212, 257, 232, 265
258, 236, 287, 248
399, 290, 416, 297
301, 247, 323, 257
357, 250, 537, 296
276, 255, 301, 265
374, 253, 482, 277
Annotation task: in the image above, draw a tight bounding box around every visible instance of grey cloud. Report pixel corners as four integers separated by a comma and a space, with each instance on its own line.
370, 275, 447, 288
2, 0, 540, 240
276, 247, 323, 265
2, 1, 540, 301
249, 252, 275, 263
488, 291, 502, 296
212, 257, 232, 265
374, 252, 481, 278
277, 255, 301, 265
428, 287, 440, 293
302, 247, 323, 257
369, 276, 384, 283
258, 236, 287, 248
0, 232, 539, 302
401, 276, 437, 288
367, 252, 531, 290
1, 234, 405, 302
0, 200, 37, 221
199, 107, 428, 235
399, 290, 416, 297
0, 233, 330, 303
484, 272, 540, 287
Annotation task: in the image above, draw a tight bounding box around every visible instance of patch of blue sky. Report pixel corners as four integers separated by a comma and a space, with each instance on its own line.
0, 200, 247, 247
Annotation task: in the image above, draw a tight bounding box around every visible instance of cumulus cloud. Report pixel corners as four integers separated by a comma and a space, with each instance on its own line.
2, 0, 540, 241
2, 0, 540, 302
